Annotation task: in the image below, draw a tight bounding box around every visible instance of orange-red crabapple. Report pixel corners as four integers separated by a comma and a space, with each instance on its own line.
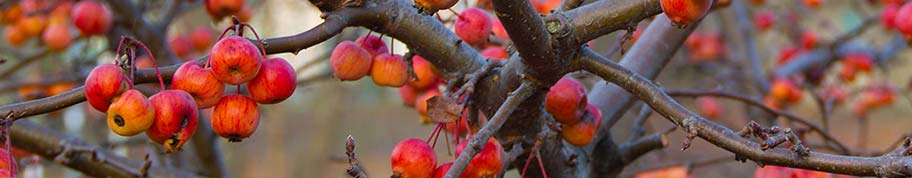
399, 85, 420, 108
391, 138, 437, 178
205, 0, 244, 20
42, 22, 72, 52
4, 26, 26, 47
209, 36, 264, 85
211, 94, 260, 142
882, 4, 900, 30
171, 61, 225, 108
355, 35, 390, 58
895, 2, 912, 39
190, 27, 215, 52
660, 0, 711, 28
696, 96, 721, 119
106, 90, 155, 136
491, 18, 509, 40
247, 58, 297, 104
370, 53, 410, 87
413, 0, 458, 14
407, 55, 439, 90
754, 11, 775, 31
170, 35, 193, 59
431, 162, 453, 178
480, 46, 509, 60
16, 15, 47, 37
532, 0, 561, 15
455, 137, 505, 178
331, 41, 372, 81
561, 104, 602, 147
147, 90, 199, 153
801, 32, 817, 49
545, 77, 588, 125
71, 0, 111, 36
85, 64, 126, 112
455, 8, 494, 47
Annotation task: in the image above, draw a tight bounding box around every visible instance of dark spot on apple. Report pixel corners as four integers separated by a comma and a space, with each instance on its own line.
114, 115, 125, 127
228, 134, 242, 142
230, 66, 241, 76
168, 136, 180, 148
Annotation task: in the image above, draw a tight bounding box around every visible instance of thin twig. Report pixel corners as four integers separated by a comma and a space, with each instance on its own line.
345, 135, 368, 178
0, 50, 51, 79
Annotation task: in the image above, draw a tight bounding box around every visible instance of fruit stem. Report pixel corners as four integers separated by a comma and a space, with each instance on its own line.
360, 31, 373, 46
116, 37, 137, 89
388, 36, 394, 54
536, 149, 548, 178
128, 48, 136, 89
127, 37, 167, 89
241, 24, 268, 57
426, 123, 443, 145
444, 128, 452, 155
448, 9, 463, 20
114, 37, 128, 65
236, 85, 241, 94
520, 149, 535, 178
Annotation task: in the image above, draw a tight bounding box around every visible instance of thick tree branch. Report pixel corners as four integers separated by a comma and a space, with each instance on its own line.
559, 0, 661, 44
491, 0, 562, 84
580, 47, 912, 177
11, 120, 198, 177
444, 81, 538, 178
263, 10, 361, 55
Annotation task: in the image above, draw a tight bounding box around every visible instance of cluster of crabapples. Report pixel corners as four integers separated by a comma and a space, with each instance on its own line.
1, 0, 111, 51
324, 0, 570, 176
84, 24, 296, 152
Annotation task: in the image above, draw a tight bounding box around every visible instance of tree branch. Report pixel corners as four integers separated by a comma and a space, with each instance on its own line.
619, 127, 672, 164
491, 0, 562, 84
579, 47, 912, 177
444, 81, 538, 178
0, 49, 50, 80
665, 89, 850, 155
11, 120, 198, 177
585, 14, 699, 178
559, 0, 661, 44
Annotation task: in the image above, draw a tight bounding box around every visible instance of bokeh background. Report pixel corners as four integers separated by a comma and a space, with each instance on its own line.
0, 0, 910, 177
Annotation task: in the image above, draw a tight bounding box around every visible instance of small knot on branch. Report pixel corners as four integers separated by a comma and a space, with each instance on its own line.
681, 125, 698, 151
739, 121, 810, 157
